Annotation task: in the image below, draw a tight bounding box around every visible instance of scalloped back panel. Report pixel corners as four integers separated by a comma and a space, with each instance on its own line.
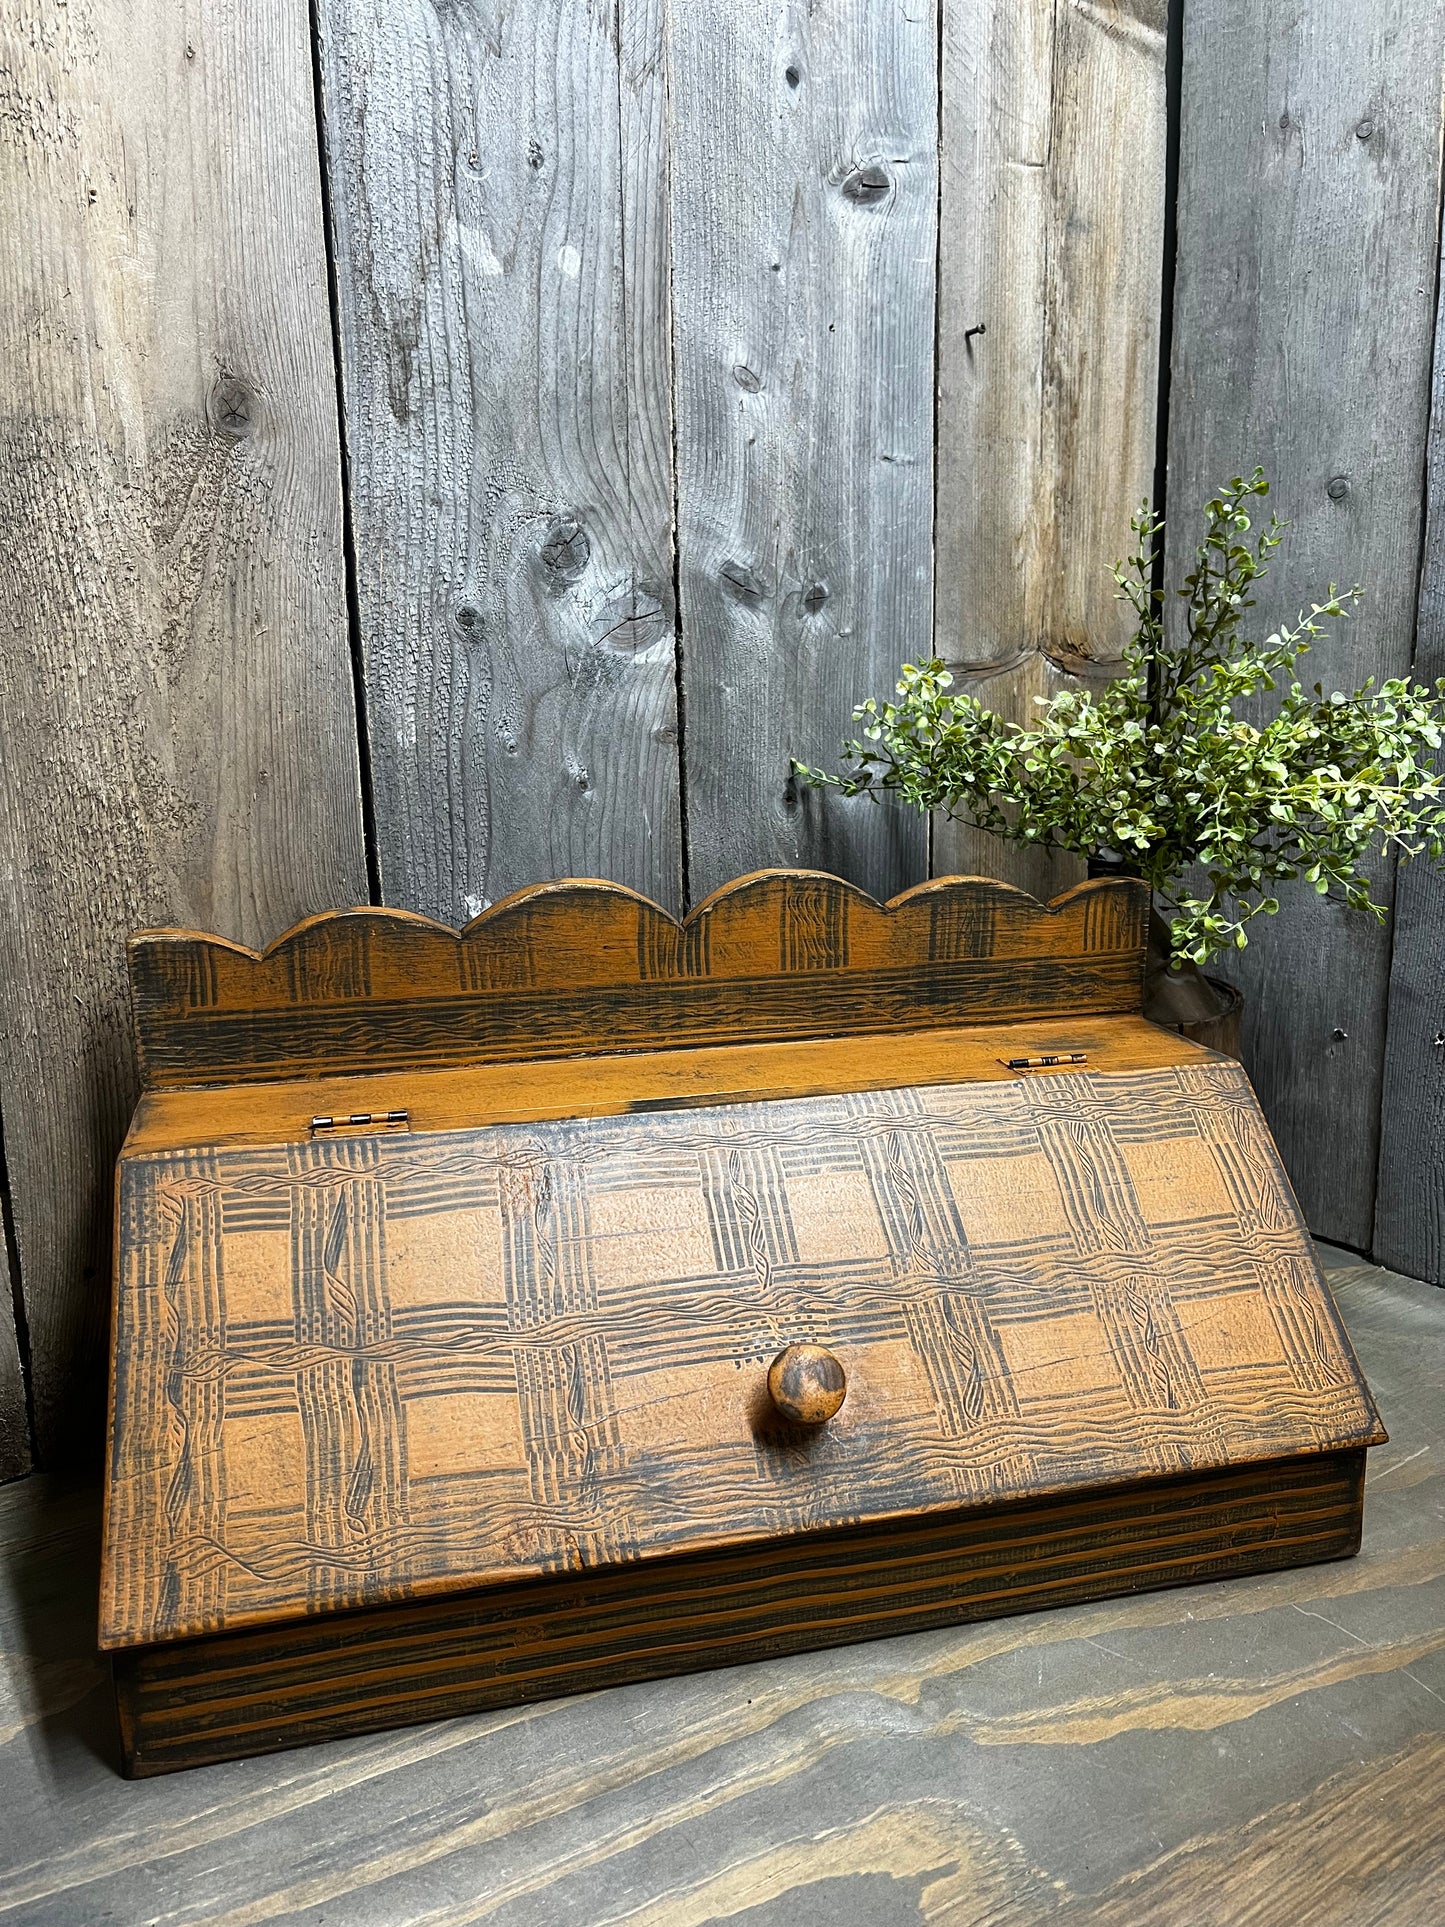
127, 872, 1150, 1089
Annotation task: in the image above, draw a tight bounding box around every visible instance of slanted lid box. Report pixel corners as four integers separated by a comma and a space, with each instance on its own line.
102, 871, 1384, 1775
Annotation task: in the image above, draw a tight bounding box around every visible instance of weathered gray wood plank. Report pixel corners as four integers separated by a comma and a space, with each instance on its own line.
316, 0, 683, 921
1376, 237, 1445, 1285
0, 0, 366, 1462
1165, 0, 1445, 1246
667, 0, 936, 905
0, 1256, 1439, 1924
932, 0, 1166, 898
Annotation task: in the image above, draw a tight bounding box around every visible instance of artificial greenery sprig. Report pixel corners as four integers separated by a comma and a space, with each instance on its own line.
795, 472, 1445, 967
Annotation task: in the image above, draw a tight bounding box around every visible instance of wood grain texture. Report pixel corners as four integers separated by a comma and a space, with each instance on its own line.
126, 872, 1151, 1086
113, 1450, 1366, 1776
0, 0, 366, 1463
667, 0, 936, 904
1375, 221, 1445, 1285
0, 1255, 1436, 1922
315, 0, 683, 922
932, 0, 1166, 896
1165, 0, 1445, 1248
101, 1051, 1379, 1653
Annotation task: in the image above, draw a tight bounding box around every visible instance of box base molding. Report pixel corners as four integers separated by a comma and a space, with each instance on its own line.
113, 1447, 1365, 1776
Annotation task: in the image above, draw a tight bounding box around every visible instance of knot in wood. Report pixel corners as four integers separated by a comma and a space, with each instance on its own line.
842, 162, 892, 205
768, 1344, 847, 1425
594, 588, 667, 658
208, 374, 258, 440
720, 559, 765, 602
541, 516, 590, 579
801, 582, 829, 614
1327, 475, 1350, 501
732, 364, 763, 393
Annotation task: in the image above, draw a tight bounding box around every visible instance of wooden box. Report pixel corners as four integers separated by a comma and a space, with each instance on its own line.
101, 872, 1384, 1775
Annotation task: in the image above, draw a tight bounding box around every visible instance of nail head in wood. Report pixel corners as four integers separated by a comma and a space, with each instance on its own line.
767, 1344, 847, 1425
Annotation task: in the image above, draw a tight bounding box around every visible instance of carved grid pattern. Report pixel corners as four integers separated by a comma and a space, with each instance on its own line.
103, 1062, 1380, 1646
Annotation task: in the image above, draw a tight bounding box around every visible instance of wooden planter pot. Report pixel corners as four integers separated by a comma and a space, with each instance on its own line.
1180, 976, 1244, 1058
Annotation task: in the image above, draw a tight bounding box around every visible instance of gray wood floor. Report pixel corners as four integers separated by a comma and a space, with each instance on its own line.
1, 1248, 1441, 1926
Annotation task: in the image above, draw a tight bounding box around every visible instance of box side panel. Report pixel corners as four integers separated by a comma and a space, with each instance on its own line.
115, 1448, 1364, 1775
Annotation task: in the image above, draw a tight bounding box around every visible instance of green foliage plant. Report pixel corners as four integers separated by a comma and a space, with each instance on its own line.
795, 472, 1445, 968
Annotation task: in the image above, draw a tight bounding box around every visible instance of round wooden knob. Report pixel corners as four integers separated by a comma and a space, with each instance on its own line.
767, 1344, 847, 1425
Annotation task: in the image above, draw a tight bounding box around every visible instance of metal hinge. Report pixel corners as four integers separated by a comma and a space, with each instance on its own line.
998, 1053, 1089, 1073
309, 1109, 410, 1137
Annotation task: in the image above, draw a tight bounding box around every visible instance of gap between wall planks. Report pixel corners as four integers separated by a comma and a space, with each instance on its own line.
0, 1206, 26, 1482
1166, 0, 1445, 1253
1376, 194, 1445, 1284
0, 0, 367, 1466
931, 0, 1168, 902
314, 0, 684, 923
665, 0, 936, 905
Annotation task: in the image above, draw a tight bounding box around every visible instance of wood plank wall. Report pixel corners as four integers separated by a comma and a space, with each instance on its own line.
1166, 0, 1445, 1250
0, 0, 367, 1465
666, 0, 937, 904
314, 0, 685, 921
3, 0, 1445, 1471
933, 0, 1168, 902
